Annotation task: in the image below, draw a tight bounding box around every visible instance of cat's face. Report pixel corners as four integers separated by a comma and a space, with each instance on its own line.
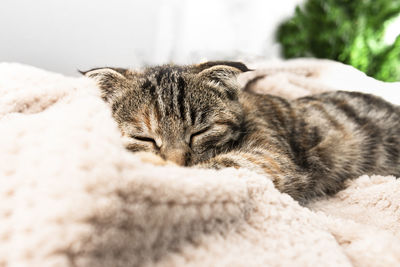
83, 61, 249, 166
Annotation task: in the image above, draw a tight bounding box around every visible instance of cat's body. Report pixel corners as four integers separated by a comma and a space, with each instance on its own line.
83, 61, 400, 203
232, 90, 400, 201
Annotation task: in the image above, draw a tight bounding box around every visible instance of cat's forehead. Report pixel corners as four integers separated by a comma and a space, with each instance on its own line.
132, 67, 205, 122
104, 63, 245, 135
134, 65, 214, 106
115, 65, 235, 127
140, 66, 189, 92
143, 64, 190, 77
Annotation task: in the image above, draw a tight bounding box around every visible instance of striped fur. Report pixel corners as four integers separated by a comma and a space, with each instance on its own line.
83, 62, 400, 203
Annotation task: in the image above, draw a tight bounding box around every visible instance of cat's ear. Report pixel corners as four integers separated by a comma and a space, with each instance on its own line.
79, 67, 128, 102
195, 61, 251, 100
194, 61, 251, 73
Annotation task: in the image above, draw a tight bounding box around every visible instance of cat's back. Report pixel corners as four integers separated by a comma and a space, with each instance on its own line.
238, 91, 294, 131
291, 90, 400, 177
239, 89, 400, 141
240, 89, 400, 181
293, 91, 400, 129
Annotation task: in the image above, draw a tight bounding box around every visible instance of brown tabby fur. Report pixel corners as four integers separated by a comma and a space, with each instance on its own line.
82, 61, 400, 204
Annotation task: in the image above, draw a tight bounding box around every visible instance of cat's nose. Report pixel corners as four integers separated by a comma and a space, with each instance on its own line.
164, 149, 187, 166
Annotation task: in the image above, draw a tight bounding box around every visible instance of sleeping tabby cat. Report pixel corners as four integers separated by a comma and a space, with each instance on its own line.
82, 61, 400, 203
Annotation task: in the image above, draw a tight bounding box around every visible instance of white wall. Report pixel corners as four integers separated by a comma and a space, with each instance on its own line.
154, 0, 303, 63
0, 0, 302, 75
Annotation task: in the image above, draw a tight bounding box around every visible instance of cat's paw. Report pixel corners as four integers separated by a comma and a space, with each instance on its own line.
135, 151, 175, 166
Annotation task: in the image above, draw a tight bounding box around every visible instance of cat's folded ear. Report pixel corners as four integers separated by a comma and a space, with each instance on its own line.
79, 67, 129, 102
195, 61, 251, 100
194, 61, 252, 73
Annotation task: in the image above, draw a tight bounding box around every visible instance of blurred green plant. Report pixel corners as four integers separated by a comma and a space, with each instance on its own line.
276, 0, 400, 82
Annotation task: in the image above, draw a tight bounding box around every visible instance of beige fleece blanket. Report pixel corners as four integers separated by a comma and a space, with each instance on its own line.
0, 59, 399, 267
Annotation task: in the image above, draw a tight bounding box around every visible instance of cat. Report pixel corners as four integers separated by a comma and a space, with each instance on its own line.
81, 61, 400, 203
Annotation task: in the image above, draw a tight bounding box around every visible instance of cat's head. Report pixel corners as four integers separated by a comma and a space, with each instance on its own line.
81, 61, 250, 166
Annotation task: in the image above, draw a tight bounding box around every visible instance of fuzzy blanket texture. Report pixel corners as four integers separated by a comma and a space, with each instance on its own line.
0, 59, 399, 267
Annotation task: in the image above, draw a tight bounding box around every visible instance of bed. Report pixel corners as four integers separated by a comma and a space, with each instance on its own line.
1, 59, 399, 267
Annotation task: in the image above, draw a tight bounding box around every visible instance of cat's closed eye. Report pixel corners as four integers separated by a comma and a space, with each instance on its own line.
131, 135, 159, 147
189, 127, 211, 146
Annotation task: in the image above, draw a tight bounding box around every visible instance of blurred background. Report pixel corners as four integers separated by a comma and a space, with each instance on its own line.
1, 0, 399, 81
